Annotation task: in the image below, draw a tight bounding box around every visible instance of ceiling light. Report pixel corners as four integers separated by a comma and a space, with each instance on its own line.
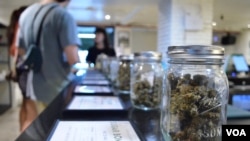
248, 24, 250, 28
212, 22, 217, 26
78, 33, 96, 39
105, 15, 111, 20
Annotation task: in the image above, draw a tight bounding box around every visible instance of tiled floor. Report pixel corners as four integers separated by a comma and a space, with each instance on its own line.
0, 106, 21, 141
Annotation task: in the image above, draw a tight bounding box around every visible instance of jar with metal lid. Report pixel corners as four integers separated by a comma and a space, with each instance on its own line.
117, 54, 134, 94
130, 51, 163, 110
161, 45, 229, 141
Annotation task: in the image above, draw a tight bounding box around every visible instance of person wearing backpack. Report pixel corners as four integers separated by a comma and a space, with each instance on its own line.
16, 0, 80, 131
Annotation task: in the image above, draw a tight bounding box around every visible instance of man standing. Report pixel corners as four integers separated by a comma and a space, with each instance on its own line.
18, 0, 80, 131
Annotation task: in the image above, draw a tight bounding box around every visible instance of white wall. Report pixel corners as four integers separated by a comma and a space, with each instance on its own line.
223, 30, 250, 64
0, 0, 37, 25
157, 0, 214, 55
130, 27, 157, 53
114, 26, 157, 56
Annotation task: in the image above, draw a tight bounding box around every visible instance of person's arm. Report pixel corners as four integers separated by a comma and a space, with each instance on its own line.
86, 48, 97, 68
6, 24, 24, 81
109, 48, 116, 57
64, 45, 79, 66
10, 25, 19, 63
86, 48, 94, 63
17, 30, 26, 58
16, 11, 27, 58
58, 12, 80, 69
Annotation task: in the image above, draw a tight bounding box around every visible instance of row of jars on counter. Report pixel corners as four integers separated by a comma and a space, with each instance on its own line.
97, 45, 229, 141
99, 51, 164, 110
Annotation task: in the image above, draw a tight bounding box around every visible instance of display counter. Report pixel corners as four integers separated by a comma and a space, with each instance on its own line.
15, 71, 250, 141
228, 76, 250, 86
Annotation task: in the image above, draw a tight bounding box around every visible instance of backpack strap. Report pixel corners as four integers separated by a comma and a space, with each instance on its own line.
30, 5, 44, 45
31, 4, 58, 46
36, 4, 57, 46
16, 4, 58, 71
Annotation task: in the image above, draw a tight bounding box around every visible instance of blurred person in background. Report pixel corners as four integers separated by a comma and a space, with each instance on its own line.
15, 0, 80, 132
86, 27, 116, 64
7, 6, 27, 77
6, 5, 37, 133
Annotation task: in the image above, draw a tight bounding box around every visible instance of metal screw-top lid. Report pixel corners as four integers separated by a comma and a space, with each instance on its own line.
134, 51, 162, 61
167, 45, 224, 59
119, 54, 134, 61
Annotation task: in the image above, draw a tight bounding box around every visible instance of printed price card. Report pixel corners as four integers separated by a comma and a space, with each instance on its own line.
81, 80, 110, 85
84, 75, 106, 80
74, 85, 112, 93
67, 96, 123, 110
49, 121, 141, 141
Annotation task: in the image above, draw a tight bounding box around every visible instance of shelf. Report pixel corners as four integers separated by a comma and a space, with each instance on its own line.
0, 60, 8, 64
0, 79, 7, 83
0, 43, 8, 46
0, 105, 11, 115
0, 80, 7, 82
0, 23, 7, 28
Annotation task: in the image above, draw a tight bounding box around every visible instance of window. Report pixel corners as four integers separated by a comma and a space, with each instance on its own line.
77, 26, 115, 50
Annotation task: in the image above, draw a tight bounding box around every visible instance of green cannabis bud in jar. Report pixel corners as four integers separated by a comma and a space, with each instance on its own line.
130, 51, 163, 110
168, 73, 222, 141
132, 76, 162, 109
117, 55, 134, 94
162, 45, 229, 141
117, 61, 131, 91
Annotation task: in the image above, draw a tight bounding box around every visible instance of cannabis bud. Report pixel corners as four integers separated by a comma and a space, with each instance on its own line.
167, 73, 222, 141
117, 60, 131, 92
132, 76, 162, 109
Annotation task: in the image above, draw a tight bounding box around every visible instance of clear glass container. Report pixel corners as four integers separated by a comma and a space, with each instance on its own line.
96, 54, 108, 71
101, 57, 110, 78
161, 45, 229, 141
131, 51, 163, 110
117, 55, 134, 94
109, 57, 119, 87
106, 57, 114, 80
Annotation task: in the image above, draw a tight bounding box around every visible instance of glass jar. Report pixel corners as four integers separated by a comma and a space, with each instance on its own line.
96, 54, 108, 71
101, 57, 110, 78
109, 57, 119, 86
117, 55, 134, 94
106, 57, 113, 80
131, 51, 163, 110
161, 45, 229, 141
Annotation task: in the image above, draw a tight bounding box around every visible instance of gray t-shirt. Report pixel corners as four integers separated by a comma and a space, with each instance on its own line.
18, 2, 80, 104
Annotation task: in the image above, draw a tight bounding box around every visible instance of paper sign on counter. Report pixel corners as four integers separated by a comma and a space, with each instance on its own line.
74, 85, 112, 93
67, 96, 123, 110
49, 121, 141, 141
81, 80, 110, 85
84, 75, 106, 80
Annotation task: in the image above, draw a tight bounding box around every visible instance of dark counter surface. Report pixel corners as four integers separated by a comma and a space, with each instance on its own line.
16, 73, 250, 141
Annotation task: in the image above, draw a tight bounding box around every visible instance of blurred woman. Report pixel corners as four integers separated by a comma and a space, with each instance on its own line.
6, 5, 38, 132
7, 6, 27, 71
86, 27, 116, 64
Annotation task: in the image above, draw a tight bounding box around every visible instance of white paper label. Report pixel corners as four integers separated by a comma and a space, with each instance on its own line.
84, 75, 106, 80
82, 80, 110, 85
74, 85, 112, 93
49, 121, 140, 141
67, 96, 123, 110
